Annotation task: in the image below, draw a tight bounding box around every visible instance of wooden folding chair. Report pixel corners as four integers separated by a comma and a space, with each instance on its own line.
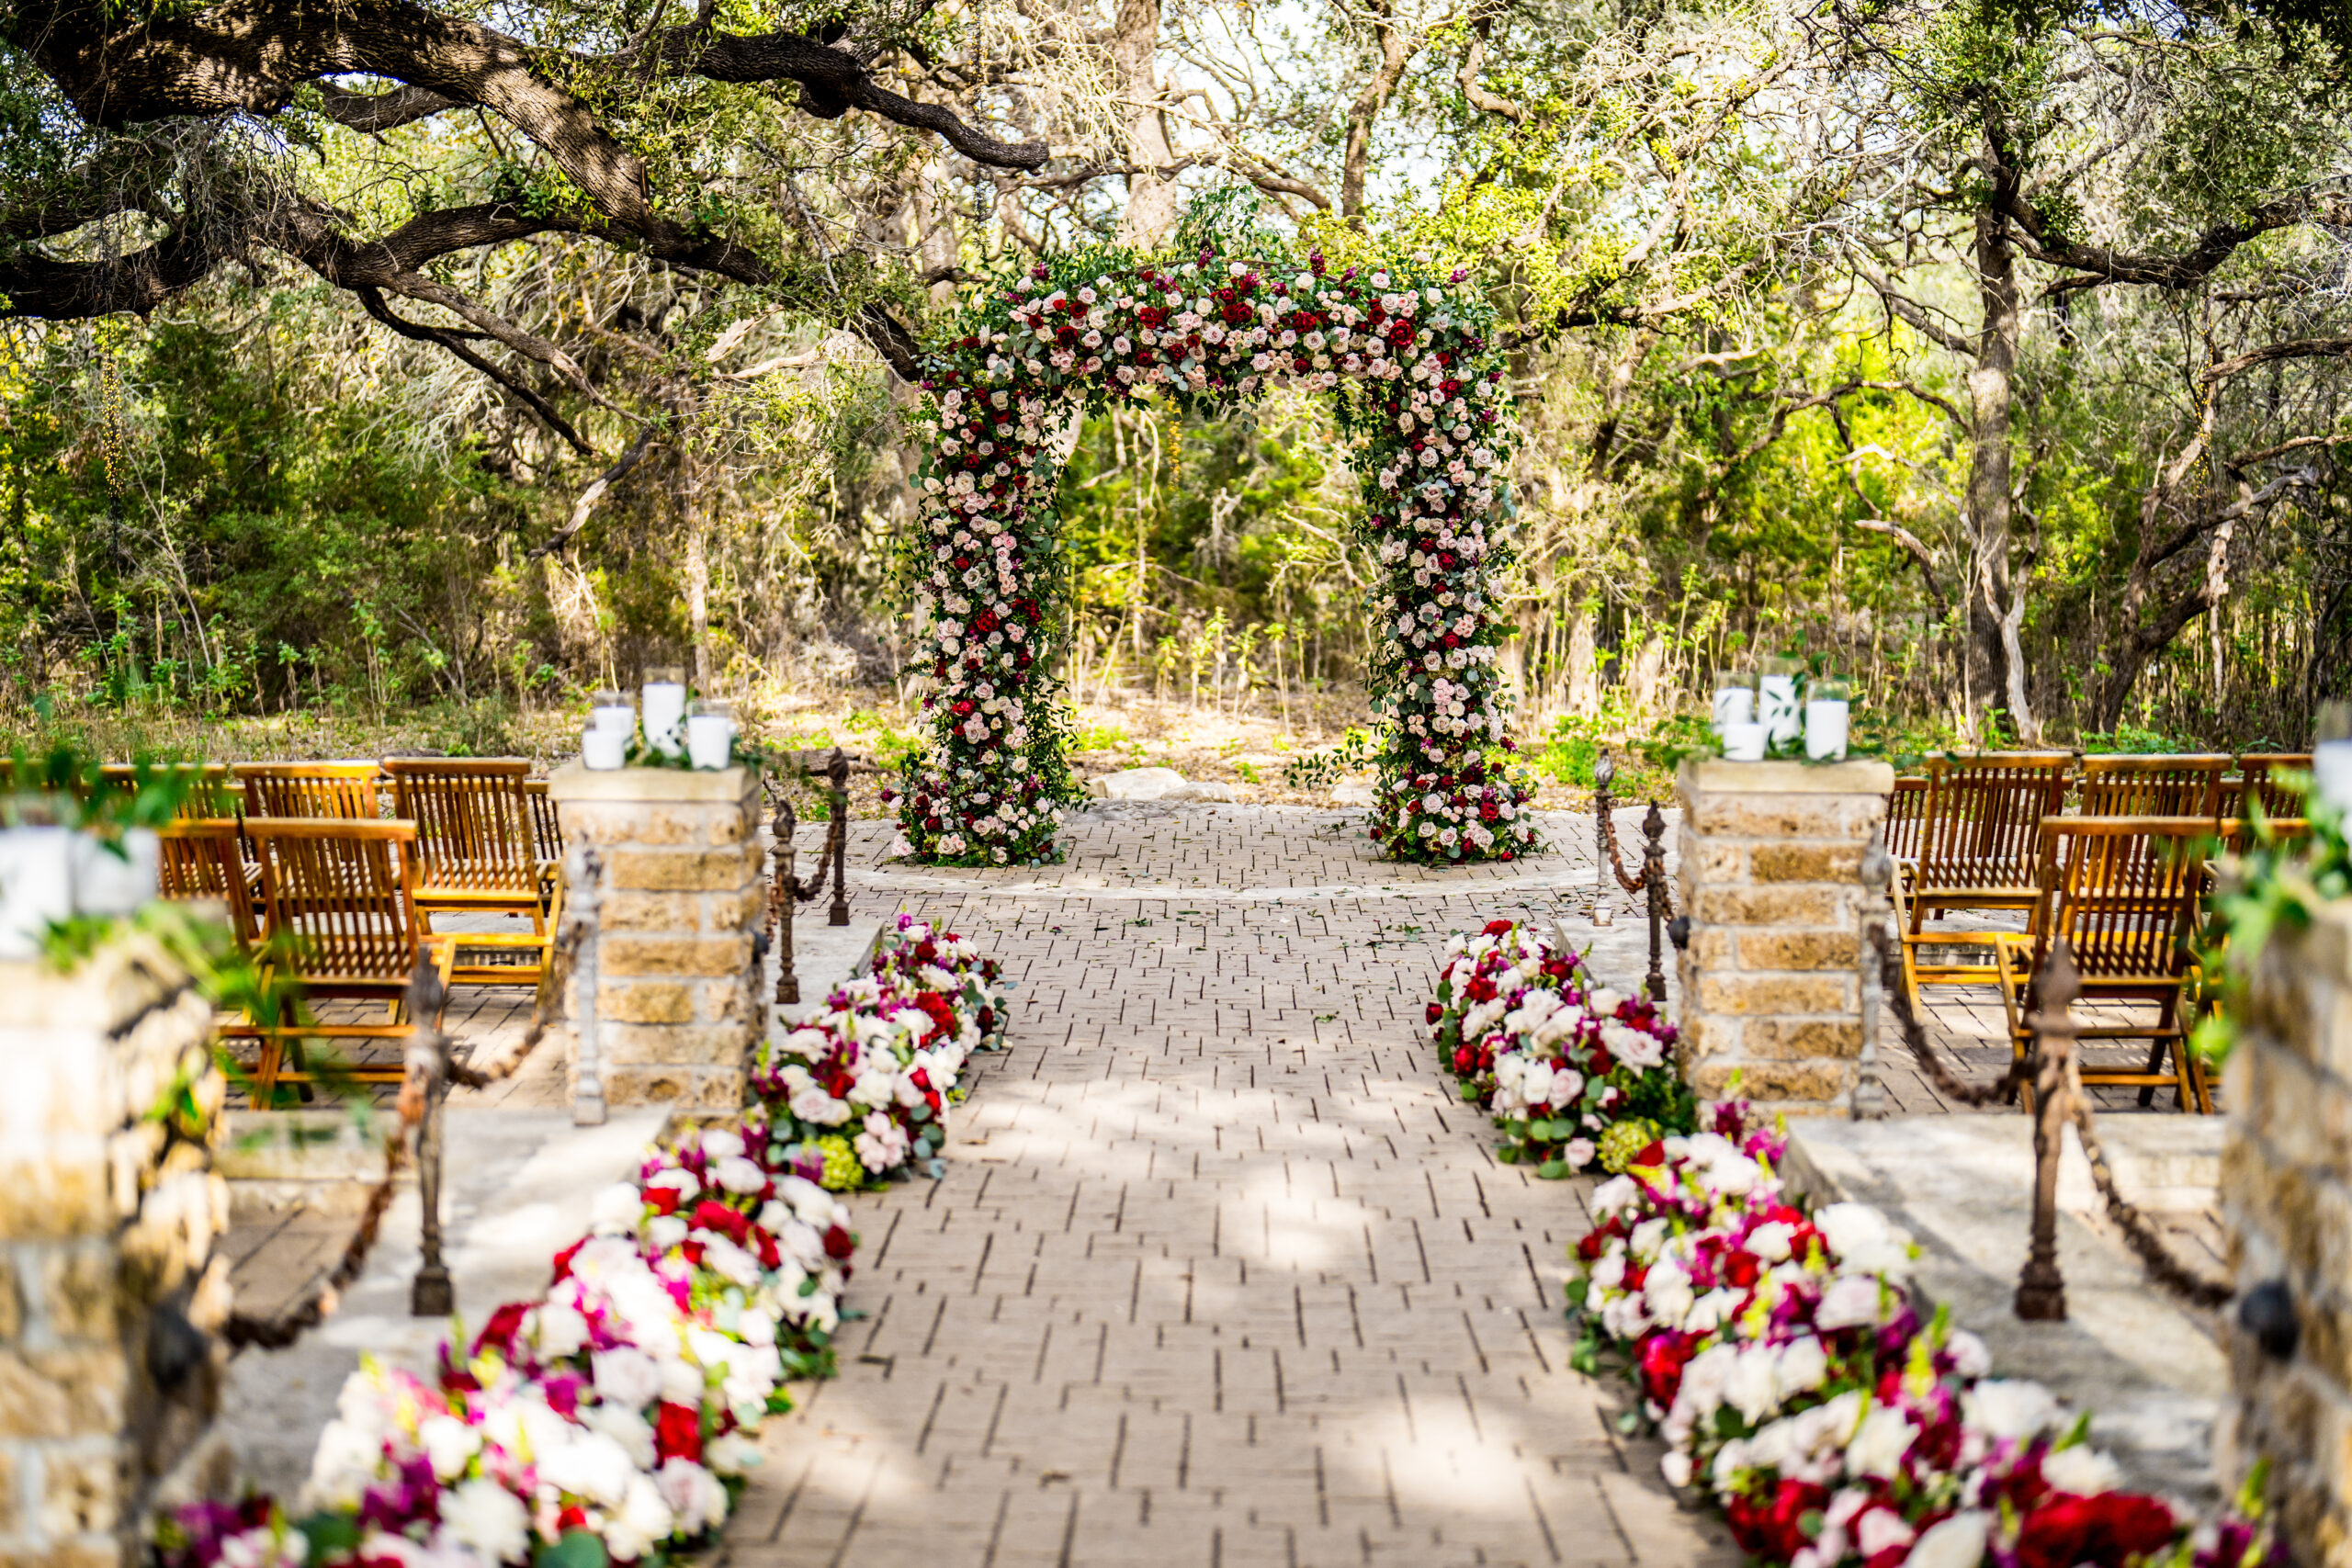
1897, 753, 2075, 1011
2077, 754, 2229, 820
156, 818, 257, 947
234, 762, 385, 818
2231, 754, 2312, 821
99, 762, 236, 819
1996, 817, 2216, 1113
1885, 776, 1929, 864
526, 778, 565, 906
229, 818, 452, 1104
384, 759, 562, 998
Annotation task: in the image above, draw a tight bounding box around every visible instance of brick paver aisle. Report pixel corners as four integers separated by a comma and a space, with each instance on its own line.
717, 804, 1735, 1568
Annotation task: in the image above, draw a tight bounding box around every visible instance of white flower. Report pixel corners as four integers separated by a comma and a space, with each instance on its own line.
700, 1128, 747, 1162
539, 1428, 639, 1506
1855, 1507, 1917, 1558
418, 1414, 481, 1482
580, 1402, 657, 1470
435, 1478, 530, 1564
1747, 1222, 1795, 1262
2041, 1445, 2125, 1496
604, 1472, 677, 1562
1905, 1510, 1991, 1568
1814, 1274, 1883, 1330
657, 1457, 732, 1536
591, 1347, 664, 1411
1843, 1404, 1916, 1480
1947, 1329, 1993, 1380
1724, 1345, 1781, 1423
530, 1302, 589, 1359
1962, 1381, 2063, 1442
1660, 1450, 1692, 1488
712, 1155, 768, 1194
589, 1181, 643, 1235
1775, 1337, 1829, 1400
1815, 1202, 1916, 1278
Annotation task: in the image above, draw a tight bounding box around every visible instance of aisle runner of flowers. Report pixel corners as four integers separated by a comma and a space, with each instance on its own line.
1567, 1110, 2279, 1568
158, 917, 1010, 1568
1429, 919, 1693, 1174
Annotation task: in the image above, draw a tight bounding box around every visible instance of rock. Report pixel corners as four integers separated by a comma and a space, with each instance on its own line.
1167, 782, 1237, 803
1087, 766, 1188, 801
1329, 779, 1375, 807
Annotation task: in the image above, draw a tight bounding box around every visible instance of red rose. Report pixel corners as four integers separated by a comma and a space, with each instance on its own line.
653, 1401, 705, 1463
471, 1301, 531, 1359
1427, 1002, 1444, 1024
1725, 1479, 1828, 1563
692, 1199, 752, 1247
1482, 919, 1516, 936
549, 1238, 586, 1282
823, 1224, 856, 1260
1637, 1331, 1692, 1405
644, 1186, 684, 1217
2012, 1491, 2178, 1568
1724, 1251, 1762, 1289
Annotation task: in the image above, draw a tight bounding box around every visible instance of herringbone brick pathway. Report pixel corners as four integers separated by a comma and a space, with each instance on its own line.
716, 805, 1737, 1568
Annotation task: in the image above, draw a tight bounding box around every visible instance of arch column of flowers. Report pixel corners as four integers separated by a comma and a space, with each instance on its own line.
892, 241, 1542, 866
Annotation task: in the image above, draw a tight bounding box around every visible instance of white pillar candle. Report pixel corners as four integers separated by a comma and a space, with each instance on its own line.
640, 682, 687, 756
1712, 687, 1756, 729
2315, 741, 2352, 814
591, 702, 635, 733
1758, 673, 1802, 748
582, 727, 629, 770
1805, 699, 1849, 761
686, 713, 734, 770
1721, 722, 1768, 761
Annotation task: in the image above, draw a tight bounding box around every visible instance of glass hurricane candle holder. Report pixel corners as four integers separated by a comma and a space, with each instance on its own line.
2316, 700, 2352, 814
640, 665, 687, 757
1712, 671, 1758, 734
1758, 655, 1804, 749
1805, 675, 1851, 761
1721, 721, 1768, 761
687, 698, 737, 770
582, 725, 628, 770
590, 688, 634, 734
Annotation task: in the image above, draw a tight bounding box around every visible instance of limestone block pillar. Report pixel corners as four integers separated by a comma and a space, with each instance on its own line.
547, 764, 765, 1111
2219, 900, 2352, 1564
0, 931, 232, 1566
1674, 757, 1894, 1116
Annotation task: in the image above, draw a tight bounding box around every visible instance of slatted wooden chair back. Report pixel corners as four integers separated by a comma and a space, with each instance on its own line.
2232, 754, 2312, 820
385, 759, 535, 894
1915, 753, 2075, 897
245, 818, 427, 987
2025, 817, 2211, 986
235, 763, 384, 820
157, 818, 256, 946
100, 762, 235, 819
1884, 777, 1929, 863
526, 780, 565, 866
2077, 754, 2228, 820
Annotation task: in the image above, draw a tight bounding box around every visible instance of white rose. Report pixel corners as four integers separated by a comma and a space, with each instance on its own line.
2041, 1445, 2126, 1496
1905, 1510, 1991, 1568
1814, 1274, 1884, 1331
530, 1302, 590, 1359
418, 1414, 482, 1482
435, 1478, 530, 1564
588, 1181, 644, 1235
603, 1472, 677, 1562
1842, 1404, 1917, 1480
1962, 1381, 2063, 1442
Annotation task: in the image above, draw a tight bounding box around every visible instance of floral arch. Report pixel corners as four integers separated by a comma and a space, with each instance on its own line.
893, 233, 1542, 868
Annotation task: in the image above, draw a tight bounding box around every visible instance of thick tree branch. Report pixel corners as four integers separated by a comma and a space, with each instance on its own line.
1456, 27, 1521, 123
2001, 186, 2352, 294
312, 80, 460, 130
2201, 336, 2352, 384
355, 284, 595, 455
532, 426, 660, 557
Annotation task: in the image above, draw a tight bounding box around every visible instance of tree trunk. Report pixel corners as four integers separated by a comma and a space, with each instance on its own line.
1340, 0, 1410, 219
1111, 0, 1179, 248
1963, 178, 2023, 740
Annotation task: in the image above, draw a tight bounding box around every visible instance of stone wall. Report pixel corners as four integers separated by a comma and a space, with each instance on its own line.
1674, 757, 1893, 1117
548, 764, 765, 1111
0, 931, 232, 1567
2220, 899, 2352, 1566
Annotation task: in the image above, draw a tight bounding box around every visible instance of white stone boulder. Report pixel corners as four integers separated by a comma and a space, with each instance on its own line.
1088, 766, 1189, 800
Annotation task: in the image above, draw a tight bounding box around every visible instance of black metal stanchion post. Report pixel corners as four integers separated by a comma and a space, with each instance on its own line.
827, 747, 852, 928
1642, 802, 1668, 1002
772, 796, 800, 1003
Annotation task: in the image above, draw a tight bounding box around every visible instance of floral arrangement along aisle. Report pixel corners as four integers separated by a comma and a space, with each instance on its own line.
1569, 1106, 2283, 1568
750, 917, 1012, 1188
897, 212, 1540, 866
1429, 919, 1691, 1175
153, 917, 1011, 1568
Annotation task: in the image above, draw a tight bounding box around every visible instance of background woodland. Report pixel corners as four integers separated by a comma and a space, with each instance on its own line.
7, 0, 2352, 770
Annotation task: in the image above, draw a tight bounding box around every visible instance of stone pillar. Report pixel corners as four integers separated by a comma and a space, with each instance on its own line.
547, 764, 764, 1111
1674, 757, 1894, 1117
0, 931, 232, 1566
2219, 900, 2352, 1565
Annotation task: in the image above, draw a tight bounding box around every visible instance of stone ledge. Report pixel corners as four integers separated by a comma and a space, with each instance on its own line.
1785, 1115, 2225, 1503
546, 761, 758, 806
1679, 757, 1897, 796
